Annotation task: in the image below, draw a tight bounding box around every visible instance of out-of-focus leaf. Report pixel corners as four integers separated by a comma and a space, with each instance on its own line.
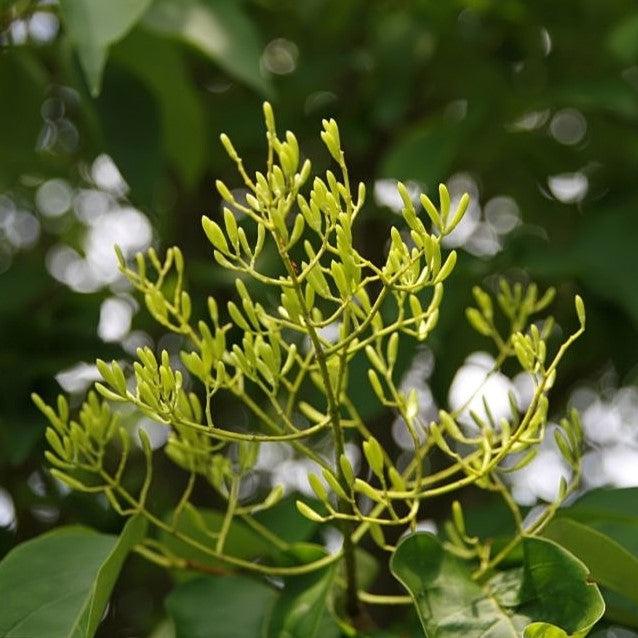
381, 117, 464, 189
525, 209, 638, 327
608, 13, 638, 63
590, 627, 638, 638
464, 496, 519, 540
166, 574, 276, 638
0, 416, 41, 466
390, 532, 604, 637
142, 0, 269, 94
602, 589, 638, 630
552, 80, 638, 119
95, 65, 162, 204
0, 516, 146, 637
253, 494, 319, 544
0, 0, 16, 13
148, 617, 176, 638
543, 517, 638, 605
59, 0, 153, 96
0, 49, 46, 187
113, 29, 207, 188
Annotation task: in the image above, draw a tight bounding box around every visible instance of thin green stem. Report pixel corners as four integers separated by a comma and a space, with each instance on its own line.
357, 591, 412, 606
101, 469, 342, 576
216, 476, 240, 553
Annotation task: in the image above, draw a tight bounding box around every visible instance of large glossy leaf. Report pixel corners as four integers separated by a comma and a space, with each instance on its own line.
0, 516, 146, 637
265, 544, 337, 638
142, 0, 269, 94
544, 517, 638, 605
555, 489, 638, 572
557, 488, 638, 529
390, 532, 604, 638
553, 488, 638, 628
166, 544, 339, 638
59, 0, 153, 96
166, 574, 277, 638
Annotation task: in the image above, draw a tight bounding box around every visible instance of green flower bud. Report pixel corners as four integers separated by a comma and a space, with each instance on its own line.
202, 216, 228, 253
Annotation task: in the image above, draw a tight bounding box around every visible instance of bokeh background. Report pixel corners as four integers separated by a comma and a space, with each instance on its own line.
1, 0, 638, 635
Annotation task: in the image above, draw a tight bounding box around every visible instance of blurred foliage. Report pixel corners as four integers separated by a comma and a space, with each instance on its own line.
1, 0, 638, 635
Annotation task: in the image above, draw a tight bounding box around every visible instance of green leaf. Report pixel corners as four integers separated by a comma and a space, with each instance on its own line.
557, 488, 638, 529
166, 574, 277, 638
148, 617, 177, 638
158, 504, 277, 575
608, 13, 638, 62
602, 589, 638, 630
95, 66, 163, 204
390, 532, 604, 638
0, 49, 47, 187
524, 209, 638, 327
142, 0, 269, 94
543, 517, 638, 605
113, 28, 207, 188
554, 488, 638, 628
524, 623, 575, 638
265, 545, 336, 638
59, 0, 153, 96
591, 628, 638, 638
167, 543, 340, 638
556, 488, 638, 558
254, 494, 319, 544
381, 117, 464, 188
0, 516, 147, 638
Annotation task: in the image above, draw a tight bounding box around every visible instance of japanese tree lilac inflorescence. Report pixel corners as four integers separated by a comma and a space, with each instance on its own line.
33, 103, 587, 621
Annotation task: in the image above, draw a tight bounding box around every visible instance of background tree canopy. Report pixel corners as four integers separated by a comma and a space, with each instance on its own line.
1, 0, 638, 635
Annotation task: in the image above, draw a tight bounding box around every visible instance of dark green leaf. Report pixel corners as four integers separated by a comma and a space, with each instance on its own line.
0, 515, 146, 637
390, 532, 604, 637
158, 504, 277, 575
544, 517, 638, 605
381, 117, 464, 188
254, 494, 319, 544
599, 589, 638, 630
557, 488, 638, 528
525, 210, 638, 327
113, 29, 207, 188
166, 574, 276, 638
0, 49, 47, 187
95, 65, 162, 204
591, 627, 638, 638
556, 488, 638, 559
608, 13, 638, 63
554, 488, 638, 628
265, 545, 336, 638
